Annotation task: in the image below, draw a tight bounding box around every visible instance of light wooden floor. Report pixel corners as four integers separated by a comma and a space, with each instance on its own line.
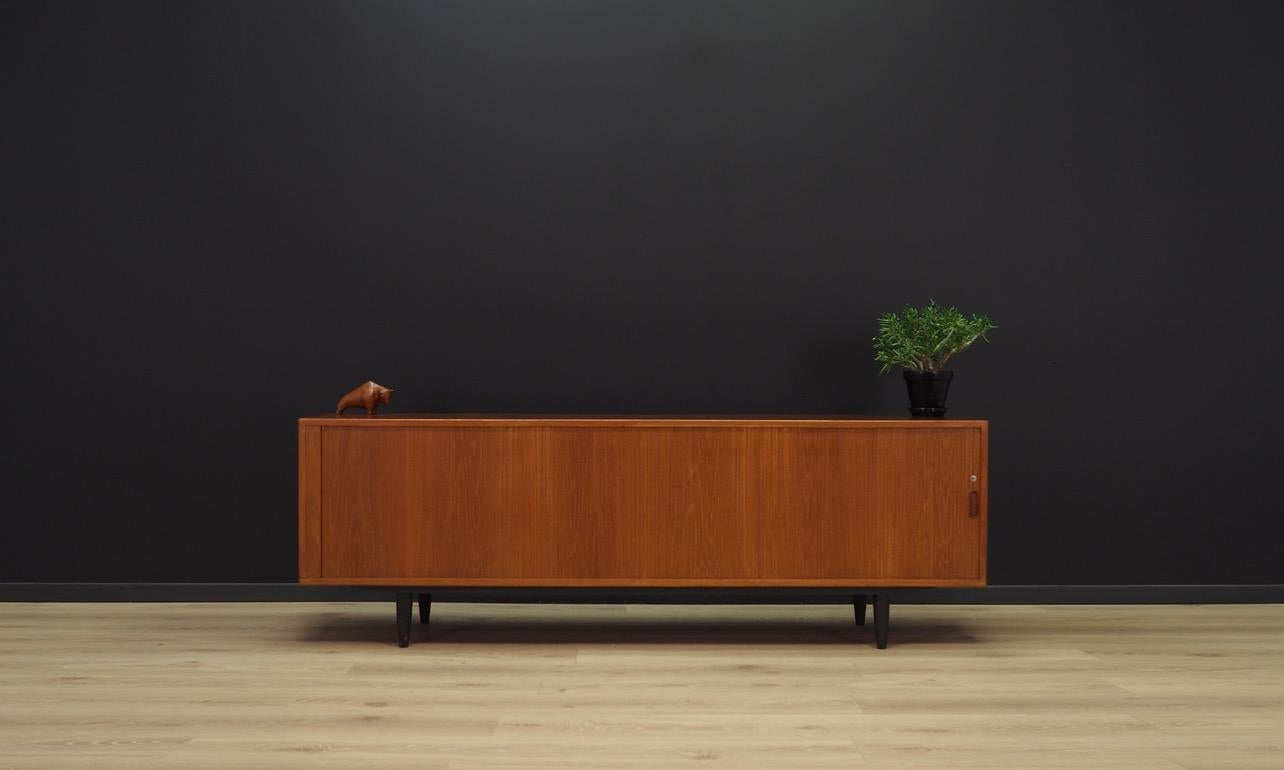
1, 603, 1282, 769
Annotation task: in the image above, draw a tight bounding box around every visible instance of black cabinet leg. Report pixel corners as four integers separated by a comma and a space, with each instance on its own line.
396, 592, 412, 648
853, 595, 867, 626
873, 594, 890, 649
418, 593, 432, 625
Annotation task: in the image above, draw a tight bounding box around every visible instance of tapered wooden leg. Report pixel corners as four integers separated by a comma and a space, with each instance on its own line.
853, 595, 867, 626
418, 594, 432, 625
873, 594, 890, 649
395, 592, 412, 648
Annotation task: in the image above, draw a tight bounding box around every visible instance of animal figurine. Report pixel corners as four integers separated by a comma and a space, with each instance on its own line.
336, 381, 393, 415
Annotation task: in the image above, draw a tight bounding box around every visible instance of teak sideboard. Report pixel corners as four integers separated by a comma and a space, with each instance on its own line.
298, 415, 988, 648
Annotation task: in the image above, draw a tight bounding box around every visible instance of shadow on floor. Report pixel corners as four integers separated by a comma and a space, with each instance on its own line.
298, 611, 977, 647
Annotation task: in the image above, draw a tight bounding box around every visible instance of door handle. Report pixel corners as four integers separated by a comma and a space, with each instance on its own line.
968, 490, 979, 518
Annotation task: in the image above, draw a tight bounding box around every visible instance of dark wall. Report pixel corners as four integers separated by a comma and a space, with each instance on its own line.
3, 1, 1282, 584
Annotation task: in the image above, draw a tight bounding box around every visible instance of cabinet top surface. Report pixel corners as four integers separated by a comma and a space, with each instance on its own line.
300, 414, 988, 429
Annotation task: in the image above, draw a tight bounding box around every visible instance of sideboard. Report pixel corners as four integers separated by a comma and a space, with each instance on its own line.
299, 415, 988, 648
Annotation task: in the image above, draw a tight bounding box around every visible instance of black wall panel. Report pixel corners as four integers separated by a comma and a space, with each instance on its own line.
3, 1, 1281, 583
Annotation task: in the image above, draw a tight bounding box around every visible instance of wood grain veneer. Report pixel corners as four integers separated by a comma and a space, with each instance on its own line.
298, 416, 988, 588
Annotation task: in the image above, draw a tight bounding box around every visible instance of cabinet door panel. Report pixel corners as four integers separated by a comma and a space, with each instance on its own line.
318, 425, 983, 583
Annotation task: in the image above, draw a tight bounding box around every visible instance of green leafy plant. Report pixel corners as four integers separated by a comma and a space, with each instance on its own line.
873, 301, 996, 374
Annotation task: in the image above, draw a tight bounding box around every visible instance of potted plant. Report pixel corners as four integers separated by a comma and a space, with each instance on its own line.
873, 301, 996, 417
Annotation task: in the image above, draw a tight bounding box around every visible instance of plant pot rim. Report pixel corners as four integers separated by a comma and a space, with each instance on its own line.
903, 370, 954, 378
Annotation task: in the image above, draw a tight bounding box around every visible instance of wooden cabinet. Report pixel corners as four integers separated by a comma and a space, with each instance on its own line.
299, 416, 988, 646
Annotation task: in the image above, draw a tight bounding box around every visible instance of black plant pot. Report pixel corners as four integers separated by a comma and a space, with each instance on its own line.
903, 371, 953, 418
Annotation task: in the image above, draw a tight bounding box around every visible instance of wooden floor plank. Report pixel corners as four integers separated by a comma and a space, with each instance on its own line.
0, 602, 1281, 769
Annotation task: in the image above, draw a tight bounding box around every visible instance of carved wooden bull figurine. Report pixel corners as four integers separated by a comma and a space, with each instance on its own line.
336, 381, 393, 415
